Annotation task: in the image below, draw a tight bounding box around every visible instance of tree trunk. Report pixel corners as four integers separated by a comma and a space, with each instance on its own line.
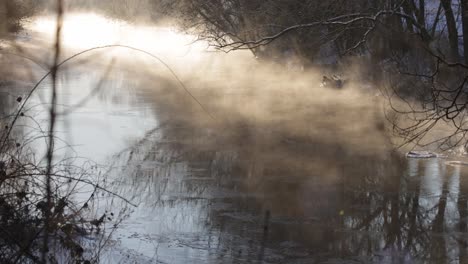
461, 0, 468, 64
430, 3, 443, 37
418, 0, 425, 27
402, 0, 415, 32
441, 0, 460, 61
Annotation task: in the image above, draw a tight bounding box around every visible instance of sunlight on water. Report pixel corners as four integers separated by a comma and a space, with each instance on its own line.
7, 10, 468, 263
19, 11, 465, 264
29, 13, 207, 61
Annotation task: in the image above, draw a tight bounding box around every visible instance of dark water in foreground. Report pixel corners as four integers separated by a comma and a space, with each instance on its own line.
24, 67, 468, 264
106, 123, 468, 264
3, 14, 468, 263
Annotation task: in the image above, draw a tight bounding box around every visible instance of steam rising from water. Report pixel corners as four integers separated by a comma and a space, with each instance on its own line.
28, 13, 209, 63
24, 12, 390, 161
9, 12, 463, 263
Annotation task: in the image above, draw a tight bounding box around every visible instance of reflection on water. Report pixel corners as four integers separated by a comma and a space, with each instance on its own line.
45, 66, 465, 262
6, 12, 468, 264
105, 115, 468, 263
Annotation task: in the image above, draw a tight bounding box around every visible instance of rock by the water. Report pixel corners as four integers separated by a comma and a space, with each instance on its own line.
406, 151, 438, 159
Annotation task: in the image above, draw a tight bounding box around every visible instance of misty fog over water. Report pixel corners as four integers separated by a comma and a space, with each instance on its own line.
3, 6, 468, 263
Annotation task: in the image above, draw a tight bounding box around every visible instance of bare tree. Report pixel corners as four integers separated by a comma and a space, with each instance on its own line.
170, 0, 468, 150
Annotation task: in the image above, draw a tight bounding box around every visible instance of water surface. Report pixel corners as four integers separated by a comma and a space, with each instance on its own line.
4, 13, 468, 264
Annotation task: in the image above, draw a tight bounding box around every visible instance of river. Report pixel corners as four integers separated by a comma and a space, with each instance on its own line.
2, 12, 468, 263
